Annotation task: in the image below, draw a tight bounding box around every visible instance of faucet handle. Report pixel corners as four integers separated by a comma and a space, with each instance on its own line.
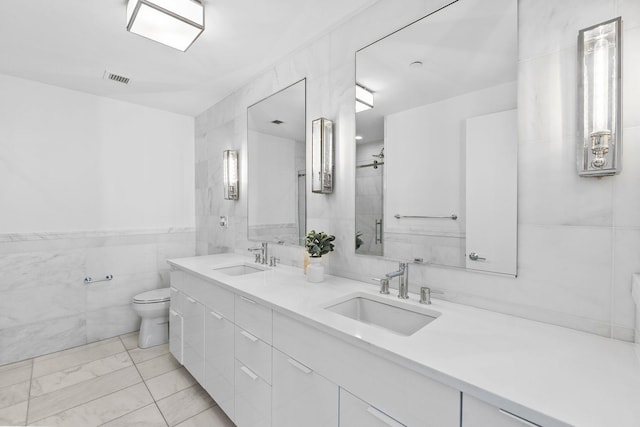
419, 286, 444, 304
372, 278, 390, 295
269, 256, 280, 267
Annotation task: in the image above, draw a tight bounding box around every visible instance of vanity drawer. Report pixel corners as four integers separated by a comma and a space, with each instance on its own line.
169, 286, 183, 315
273, 311, 460, 427
235, 360, 271, 427
199, 280, 234, 321
235, 326, 272, 384
340, 387, 406, 427
235, 294, 272, 344
462, 394, 542, 427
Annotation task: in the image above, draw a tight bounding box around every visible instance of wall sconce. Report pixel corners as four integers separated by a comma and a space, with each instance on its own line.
126, 0, 204, 52
578, 17, 622, 176
355, 84, 374, 112
311, 118, 334, 194
223, 150, 239, 200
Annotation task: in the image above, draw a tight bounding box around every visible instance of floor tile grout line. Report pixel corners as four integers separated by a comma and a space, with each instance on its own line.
30, 349, 131, 386
122, 335, 170, 427
28, 354, 135, 400
27, 377, 146, 425
31, 342, 128, 381
26, 365, 143, 425
23, 359, 34, 427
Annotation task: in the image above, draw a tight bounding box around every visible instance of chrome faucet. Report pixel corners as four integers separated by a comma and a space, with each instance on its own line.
386, 262, 409, 299
248, 242, 268, 265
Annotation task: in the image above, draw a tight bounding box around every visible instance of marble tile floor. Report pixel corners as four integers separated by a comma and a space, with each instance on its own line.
0, 332, 235, 427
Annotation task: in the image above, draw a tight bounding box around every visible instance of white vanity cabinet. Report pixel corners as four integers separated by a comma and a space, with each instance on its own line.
462, 394, 541, 427
340, 388, 406, 427
204, 309, 234, 419
233, 294, 273, 427
182, 293, 205, 384
272, 348, 338, 427
168, 285, 184, 364
273, 311, 460, 427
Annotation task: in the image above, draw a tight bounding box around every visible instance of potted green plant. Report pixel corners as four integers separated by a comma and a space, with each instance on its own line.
304, 230, 335, 282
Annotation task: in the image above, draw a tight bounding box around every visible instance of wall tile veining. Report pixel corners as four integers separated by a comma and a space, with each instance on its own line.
195, 0, 640, 342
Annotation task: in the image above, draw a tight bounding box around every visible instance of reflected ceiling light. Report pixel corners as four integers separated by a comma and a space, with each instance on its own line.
355, 135, 363, 140
126, 0, 204, 52
355, 84, 374, 112
577, 17, 622, 176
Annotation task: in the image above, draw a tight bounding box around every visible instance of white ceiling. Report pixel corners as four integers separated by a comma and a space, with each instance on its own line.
0, 0, 378, 117
355, 0, 517, 143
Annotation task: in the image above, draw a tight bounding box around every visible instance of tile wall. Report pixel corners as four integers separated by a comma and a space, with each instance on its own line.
195, 0, 640, 341
0, 229, 195, 365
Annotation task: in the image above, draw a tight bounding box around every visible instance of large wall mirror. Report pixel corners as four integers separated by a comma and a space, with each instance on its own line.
355, 0, 518, 275
248, 79, 306, 245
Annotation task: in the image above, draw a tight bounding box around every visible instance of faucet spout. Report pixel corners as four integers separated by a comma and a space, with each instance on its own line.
386, 262, 409, 299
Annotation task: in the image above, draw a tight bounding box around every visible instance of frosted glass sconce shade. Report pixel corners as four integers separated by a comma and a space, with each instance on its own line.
355, 84, 374, 112
126, 0, 204, 51
223, 150, 239, 200
578, 17, 622, 176
312, 118, 334, 194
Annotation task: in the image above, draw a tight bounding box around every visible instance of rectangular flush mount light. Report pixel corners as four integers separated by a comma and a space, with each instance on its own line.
312, 118, 334, 194
223, 150, 239, 200
578, 17, 622, 176
355, 84, 374, 112
126, 0, 204, 51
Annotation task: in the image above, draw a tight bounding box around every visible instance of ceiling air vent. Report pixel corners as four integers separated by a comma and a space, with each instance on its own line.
103, 70, 130, 85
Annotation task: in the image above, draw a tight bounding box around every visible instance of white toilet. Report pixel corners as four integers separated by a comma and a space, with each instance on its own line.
132, 288, 171, 348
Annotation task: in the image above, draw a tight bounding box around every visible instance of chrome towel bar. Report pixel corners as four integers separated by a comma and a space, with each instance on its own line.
84, 275, 113, 284
394, 214, 458, 220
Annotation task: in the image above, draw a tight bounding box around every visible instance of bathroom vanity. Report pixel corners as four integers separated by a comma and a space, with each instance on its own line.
168, 254, 640, 427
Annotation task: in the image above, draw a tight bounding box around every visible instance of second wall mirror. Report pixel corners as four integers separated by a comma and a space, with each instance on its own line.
355, 0, 518, 275
248, 79, 306, 246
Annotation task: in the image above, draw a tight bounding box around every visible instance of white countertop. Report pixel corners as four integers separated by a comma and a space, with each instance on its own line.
168, 254, 640, 427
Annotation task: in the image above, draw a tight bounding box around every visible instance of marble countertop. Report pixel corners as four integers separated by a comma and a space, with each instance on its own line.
168, 254, 640, 427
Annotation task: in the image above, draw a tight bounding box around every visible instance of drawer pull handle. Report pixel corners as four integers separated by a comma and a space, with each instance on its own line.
210, 310, 223, 320
240, 365, 258, 381
186, 297, 196, 304
498, 409, 539, 427
366, 406, 405, 427
286, 358, 312, 374
240, 330, 258, 342
240, 295, 256, 304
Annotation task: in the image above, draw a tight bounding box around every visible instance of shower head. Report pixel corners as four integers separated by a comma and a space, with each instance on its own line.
372, 147, 384, 159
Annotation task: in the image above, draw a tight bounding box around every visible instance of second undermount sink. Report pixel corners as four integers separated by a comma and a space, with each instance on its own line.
325, 293, 439, 336
213, 263, 267, 276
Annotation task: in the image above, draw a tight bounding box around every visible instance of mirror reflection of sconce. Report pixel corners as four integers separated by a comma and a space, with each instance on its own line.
223, 150, 239, 200
355, 84, 374, 112
578, 17, 622, 176
311, 118, 334, 194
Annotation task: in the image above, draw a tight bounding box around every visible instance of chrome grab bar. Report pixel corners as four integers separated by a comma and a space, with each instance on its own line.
394, 213, 458, 220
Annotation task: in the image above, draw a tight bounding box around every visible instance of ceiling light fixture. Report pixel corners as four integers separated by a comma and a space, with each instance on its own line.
126, 0, 204, 52
355, 84, 374, 112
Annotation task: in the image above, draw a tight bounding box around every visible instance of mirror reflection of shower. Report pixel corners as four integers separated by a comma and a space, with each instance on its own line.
355, 141, 384, 256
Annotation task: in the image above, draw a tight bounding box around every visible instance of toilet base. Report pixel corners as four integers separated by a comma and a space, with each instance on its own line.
138, 316, 169, 348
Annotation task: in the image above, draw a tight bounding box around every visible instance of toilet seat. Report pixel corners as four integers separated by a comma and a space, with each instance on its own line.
133, 288, 170, 304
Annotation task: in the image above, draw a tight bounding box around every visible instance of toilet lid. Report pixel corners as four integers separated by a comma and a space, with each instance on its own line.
133, 288, 170, 304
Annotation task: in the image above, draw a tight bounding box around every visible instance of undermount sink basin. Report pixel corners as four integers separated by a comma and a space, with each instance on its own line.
213, 264, 267, 276
325, 293, 439, 336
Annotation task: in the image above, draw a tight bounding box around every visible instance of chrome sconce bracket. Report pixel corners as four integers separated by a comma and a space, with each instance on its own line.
577, 17, 622, 177
223, 149, 239, 200
311, 117, 334, 194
